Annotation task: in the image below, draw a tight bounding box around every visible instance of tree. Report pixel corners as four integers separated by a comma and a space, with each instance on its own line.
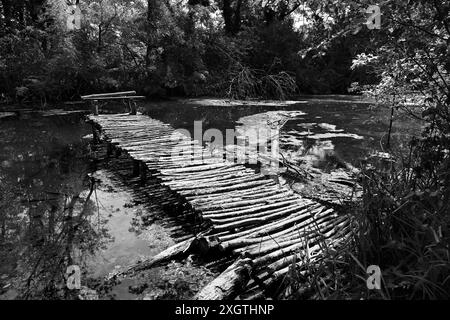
221, 0, 243, 35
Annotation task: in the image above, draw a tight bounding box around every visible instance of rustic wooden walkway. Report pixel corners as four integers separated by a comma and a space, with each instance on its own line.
88, 112, 352, 299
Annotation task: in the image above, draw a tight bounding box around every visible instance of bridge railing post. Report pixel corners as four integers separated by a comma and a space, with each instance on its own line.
128, 100, 137, 115
91, 100, 99, 115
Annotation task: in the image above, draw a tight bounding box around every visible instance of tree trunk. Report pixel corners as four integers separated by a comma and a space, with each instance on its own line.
146, 0, 159, 70
222, 0, 242, 35
98, 25, 102, 53
222, 0, 234, 35
233, 0, 242, 34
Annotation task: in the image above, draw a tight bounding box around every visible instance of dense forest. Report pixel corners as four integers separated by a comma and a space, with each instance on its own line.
0, 0, 384, 103
1, 0, 450, 299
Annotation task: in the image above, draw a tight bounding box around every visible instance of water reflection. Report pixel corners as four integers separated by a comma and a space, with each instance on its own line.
145, 98, 421, 169
82, 170, 173, 280
0, 113, 199, 300
144, 99, 421, 206
0, 114, 104, 299
0, 99, 422, 299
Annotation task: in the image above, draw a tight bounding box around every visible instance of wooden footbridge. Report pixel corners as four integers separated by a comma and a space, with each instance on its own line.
87, 111, 353, 300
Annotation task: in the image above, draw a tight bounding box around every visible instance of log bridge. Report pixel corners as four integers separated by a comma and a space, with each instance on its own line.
87, 110, 353, 300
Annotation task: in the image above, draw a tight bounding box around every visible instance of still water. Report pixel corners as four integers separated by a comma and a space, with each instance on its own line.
146, 98, 421, 170
0, 112, 194, 299
0, 98, 421, 299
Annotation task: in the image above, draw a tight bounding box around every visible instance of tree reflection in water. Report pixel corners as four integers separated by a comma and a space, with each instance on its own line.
0, 114, 111, 299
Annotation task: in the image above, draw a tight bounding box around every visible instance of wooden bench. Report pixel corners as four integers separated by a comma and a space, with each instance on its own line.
81, 91, 145, 115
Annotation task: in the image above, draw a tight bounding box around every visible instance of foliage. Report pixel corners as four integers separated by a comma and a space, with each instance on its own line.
0, 0, 377, 102
275, 0, 450, 300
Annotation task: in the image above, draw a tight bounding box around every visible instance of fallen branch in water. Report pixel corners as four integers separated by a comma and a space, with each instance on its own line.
106, 233, 217, 280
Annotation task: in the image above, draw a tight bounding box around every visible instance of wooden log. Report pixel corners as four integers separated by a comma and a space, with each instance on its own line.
82, 95, 145, 100
184, 185, 279, 202
187, 185, 280, 203
190, 187, 282, 207
252, 219, 349, 267
173, 162, 242, 173
168, 174, 265, 191
268, 232, 353, 282
111, 131, 178, 142
219, 214, 325, 252
156, 154, 210, 165
203, 198, 311, 219
218, 205, 326, 242
105, 124, 168, 131
161, 168, 254, 184
81, 91, 136, 99
194, 192, 294, 212
261, 213, 337, 242
163, 174, 254, 190
194, 258, 253, 300
112, 133, 181, 144
210, 202, 310, 233
115, 236, 196, 278
266, 244, 322, 275
161, 163, 231, 174
266, 226, 352, 274
163, 166, 245, 181
199, 193, 297, 213
220, 207, 333, 253
244, 217, 347, 257
179, 180, 275, 197
209, 202, 308, 226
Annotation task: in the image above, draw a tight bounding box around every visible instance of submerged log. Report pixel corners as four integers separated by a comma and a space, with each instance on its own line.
118, 237, 196, 277
194, 258, 253, 300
